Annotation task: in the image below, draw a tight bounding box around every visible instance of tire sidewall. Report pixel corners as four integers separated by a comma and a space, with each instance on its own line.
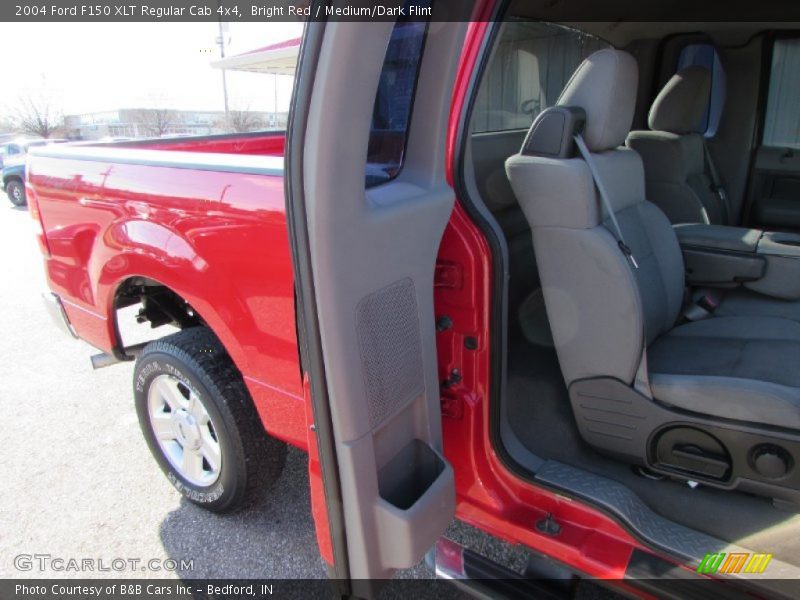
134, 351, 245, 511
7, 180, 26, 206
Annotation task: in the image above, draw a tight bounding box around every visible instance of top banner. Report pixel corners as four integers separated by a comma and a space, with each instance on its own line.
4, 0, 800, 22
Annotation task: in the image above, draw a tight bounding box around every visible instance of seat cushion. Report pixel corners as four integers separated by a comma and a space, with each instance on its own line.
626, 130, 724, 224
717, 288, 800, 324
648, 316, 800, 428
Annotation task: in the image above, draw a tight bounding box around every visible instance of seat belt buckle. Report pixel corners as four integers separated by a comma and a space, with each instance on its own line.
697, 294, 719, 313
618, 241, 639, 269
683, 294, 719, 322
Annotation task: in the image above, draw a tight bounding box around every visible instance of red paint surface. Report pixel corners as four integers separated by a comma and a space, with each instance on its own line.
30, 133, 307, 450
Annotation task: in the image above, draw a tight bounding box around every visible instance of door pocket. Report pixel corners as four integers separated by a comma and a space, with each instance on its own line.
374, 439, 454, 568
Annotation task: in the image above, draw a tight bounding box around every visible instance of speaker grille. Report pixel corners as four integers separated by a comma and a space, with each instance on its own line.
356, 278, 424, 428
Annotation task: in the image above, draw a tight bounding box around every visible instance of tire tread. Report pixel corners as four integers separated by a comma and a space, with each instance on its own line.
136, 327, 286, 512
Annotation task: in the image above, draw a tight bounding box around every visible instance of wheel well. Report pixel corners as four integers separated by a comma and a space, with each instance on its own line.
4, 175, 22, 186
113, 277, 204, 351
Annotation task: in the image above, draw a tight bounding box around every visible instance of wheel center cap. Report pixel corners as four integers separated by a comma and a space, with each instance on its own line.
173, 409, 202, 450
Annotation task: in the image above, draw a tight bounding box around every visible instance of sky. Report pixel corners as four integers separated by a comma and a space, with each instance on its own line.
0, 21, 304, 118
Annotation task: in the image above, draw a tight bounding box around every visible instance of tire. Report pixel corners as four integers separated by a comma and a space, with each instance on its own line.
134, 327, 286, 512
6, 179, 26, 206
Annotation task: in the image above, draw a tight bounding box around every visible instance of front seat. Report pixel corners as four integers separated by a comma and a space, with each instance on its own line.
627, 66, 729, 225
505, 49, 800, 500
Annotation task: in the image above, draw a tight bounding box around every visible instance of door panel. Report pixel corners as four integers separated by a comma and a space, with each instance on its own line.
749, 147, 800, 229
747, 36, 800, 230
288, 6, 471, 591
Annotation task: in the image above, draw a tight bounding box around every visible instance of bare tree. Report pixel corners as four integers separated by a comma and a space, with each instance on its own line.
129, 108, 180, 137
11, 91, 64, 138
225, 110, 265, 133
0, 115, 16, 134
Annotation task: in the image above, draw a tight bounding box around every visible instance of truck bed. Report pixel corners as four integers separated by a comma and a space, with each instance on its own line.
27, 130, 307, 449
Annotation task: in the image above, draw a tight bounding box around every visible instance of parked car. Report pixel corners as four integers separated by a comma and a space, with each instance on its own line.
1, 139, 34, 171
0, 139, 45, 206
1, 161, 27, 206
24, 3, 800, 598
2, 138, 67, 206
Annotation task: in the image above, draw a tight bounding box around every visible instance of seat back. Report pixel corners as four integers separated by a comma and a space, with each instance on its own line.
627, 66, 724, 224
505, 49, 685, 388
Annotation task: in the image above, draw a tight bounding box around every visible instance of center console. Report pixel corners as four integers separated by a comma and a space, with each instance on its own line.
675, 224, 800, 300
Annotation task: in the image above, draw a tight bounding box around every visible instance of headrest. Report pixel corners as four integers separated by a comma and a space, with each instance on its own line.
556, 49, 638, 153
648, 66, 711, 134
520, 106, 586, 158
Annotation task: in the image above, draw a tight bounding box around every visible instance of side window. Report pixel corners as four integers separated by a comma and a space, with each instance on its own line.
7, 145, 21, 156
677, 43, 726, 137
365, 2, 429, 188
471, 22, 609, 134
763, 38, 800, 149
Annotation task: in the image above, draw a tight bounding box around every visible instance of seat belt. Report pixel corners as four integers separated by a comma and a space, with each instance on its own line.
573, 133, 639, 269
702, 140, 730, 224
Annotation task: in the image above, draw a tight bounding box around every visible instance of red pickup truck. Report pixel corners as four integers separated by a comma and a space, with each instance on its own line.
27, 2, 800, 598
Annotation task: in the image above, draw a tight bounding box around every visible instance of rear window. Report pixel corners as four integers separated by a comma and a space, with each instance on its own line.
677, 43, 726, 137
763, 38, 800, 149
471, 21, 608, 134
365, 3, 429, 188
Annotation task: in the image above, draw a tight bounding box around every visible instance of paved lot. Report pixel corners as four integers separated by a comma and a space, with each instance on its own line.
0, 202, 472, 595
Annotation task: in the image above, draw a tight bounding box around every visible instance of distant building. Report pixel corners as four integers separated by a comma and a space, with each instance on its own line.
61, 37, 302, 141
63, 108, 288, 140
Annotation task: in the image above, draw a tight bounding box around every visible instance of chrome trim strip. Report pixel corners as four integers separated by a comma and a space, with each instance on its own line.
30, 145, 284, 177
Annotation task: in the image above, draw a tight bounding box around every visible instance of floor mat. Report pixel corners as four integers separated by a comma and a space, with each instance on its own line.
506, 340, 800, 566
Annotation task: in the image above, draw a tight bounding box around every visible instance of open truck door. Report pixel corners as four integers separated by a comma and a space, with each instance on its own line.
285, 2, 475, 595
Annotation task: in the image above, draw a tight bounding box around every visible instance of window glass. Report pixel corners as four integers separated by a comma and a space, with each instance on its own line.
365, 2, 429, 188
471, 21, 608, 134
763, 38, 800, 149
677, 43, 726, 137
